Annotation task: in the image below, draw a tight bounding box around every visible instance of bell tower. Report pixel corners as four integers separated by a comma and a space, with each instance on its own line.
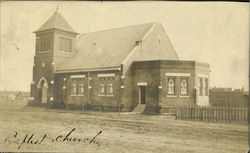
30, 10, 78, 105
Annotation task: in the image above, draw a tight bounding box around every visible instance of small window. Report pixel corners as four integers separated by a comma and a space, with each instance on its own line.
167, 78, 175, 95
99, 78, 106, 95
180, 79, 188, 95
107, 78, 114, 96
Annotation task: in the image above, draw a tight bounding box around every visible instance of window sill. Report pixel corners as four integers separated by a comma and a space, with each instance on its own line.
98, 95, 114, 97
38, 51, 49, 54
98, 95, 106, 97
106, 95, 114, 97
167, 95, 177, 98
56, 51, 73, 54
179, 95, 190, 98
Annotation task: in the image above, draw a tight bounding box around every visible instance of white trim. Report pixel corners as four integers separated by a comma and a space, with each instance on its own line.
51, 80, 54, 84
37, 77, 48, 88
167, 95, 177, 98
56, 67, 120, 73
121, 85, 124, 88
70, 75, 85, 78
56, 51, 73, 54
197, 74, 209, 78
141, 22, 157, 41
98, 95, 106, 97
121, 45, 139, 65
179, 95, 190, 98
106, 95, 114, 97
28, 97, 34, 100
165, 73, 191, 77
88, 86, 92, 89
38, 51, 49, 54
98, 73, 115, 77
137, 82, 147, 86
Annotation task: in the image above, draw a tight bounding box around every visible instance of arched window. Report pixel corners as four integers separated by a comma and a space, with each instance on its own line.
204, 78, 208, 96
99, 78, 105, 95
198, 78, 202, 96
167, 78, 175, 95
71, 79, 77, 95
107, 78, 114, 96
79, 78, 84, 96
181, 79, 188, 95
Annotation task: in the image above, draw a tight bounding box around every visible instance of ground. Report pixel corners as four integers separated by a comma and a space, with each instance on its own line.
0, 99, 248, 153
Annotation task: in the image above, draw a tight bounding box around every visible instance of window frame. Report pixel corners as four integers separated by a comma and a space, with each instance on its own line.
71, 79, 78, 96
78, 78, 85, 96
58, 37, 72, 53
106, 77, 114, 96
167, 77, 176, 96
180, 78, 188, 95
98, 78, 106, 96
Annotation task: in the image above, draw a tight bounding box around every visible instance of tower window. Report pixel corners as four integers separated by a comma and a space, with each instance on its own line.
39, 37, 50, 52
59, 37, 72, 52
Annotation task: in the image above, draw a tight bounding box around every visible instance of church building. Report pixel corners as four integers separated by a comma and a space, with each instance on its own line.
30, 11, 210, 114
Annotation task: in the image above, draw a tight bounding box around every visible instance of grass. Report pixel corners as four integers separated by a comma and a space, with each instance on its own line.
0, 100, 248, 153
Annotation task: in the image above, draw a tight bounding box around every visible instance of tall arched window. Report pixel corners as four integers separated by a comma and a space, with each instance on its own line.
79, 78, 84, 96
107, 78, 114, 96
181, 79, 188, 95
99, 78, 105, 95
198, 78, 202, 96
205, 78, 208, 96
167, 78, 175, 95
71, 79, 77, 95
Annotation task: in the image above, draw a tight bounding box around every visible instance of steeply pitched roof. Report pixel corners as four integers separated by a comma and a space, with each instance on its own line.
56, 22, 179, 72
57, 22, 155, 71
35, 11, 77, 33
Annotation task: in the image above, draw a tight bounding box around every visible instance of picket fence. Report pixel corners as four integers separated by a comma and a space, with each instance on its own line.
175, 105, 248, 124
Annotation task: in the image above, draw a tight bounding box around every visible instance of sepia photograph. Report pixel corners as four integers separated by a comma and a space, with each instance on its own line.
0, 1, 249, 153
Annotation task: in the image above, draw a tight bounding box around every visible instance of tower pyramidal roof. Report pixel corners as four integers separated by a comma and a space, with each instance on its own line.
35, 11, 78, 34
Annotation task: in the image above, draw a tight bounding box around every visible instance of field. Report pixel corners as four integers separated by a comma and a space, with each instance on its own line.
0, 100, 248, 153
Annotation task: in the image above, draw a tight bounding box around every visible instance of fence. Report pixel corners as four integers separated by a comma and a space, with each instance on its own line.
175, 105, 248, 124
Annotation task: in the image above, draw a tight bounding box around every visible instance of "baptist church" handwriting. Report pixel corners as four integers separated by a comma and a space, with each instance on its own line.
3, 128, 102, 149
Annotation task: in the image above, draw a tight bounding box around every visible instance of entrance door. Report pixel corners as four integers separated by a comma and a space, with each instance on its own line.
140, 86, 146, 104
37, 78, 48, 104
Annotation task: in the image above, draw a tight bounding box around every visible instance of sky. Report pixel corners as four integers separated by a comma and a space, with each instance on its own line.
0, 1, 249, 91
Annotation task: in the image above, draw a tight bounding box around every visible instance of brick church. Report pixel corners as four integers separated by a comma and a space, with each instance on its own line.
30, 11, 210, 113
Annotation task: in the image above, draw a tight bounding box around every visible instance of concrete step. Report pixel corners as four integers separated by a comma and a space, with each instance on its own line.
132, 104, 146, 113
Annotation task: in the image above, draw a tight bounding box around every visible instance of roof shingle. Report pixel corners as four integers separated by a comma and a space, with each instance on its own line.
35, 12, 77, 33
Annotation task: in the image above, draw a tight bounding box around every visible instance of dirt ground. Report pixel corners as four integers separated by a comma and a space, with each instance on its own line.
0, 100, 248, 153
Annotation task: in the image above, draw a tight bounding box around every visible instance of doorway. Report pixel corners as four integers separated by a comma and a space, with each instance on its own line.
139, 86, 146, 104
37, 77, 48, 103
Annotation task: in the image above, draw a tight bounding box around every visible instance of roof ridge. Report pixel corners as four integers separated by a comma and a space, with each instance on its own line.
77, 22, 156, 39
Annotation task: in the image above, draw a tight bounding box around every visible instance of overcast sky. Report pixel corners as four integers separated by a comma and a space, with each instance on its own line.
0, 1, 249, 91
